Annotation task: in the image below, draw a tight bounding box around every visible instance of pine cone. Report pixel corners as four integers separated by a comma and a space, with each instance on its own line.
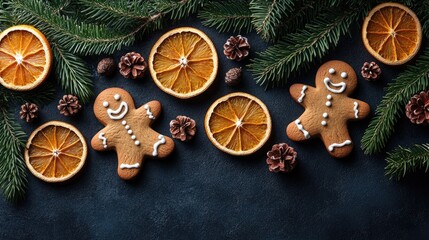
223, 35, 250, 61
225, 67, 242, 86
57, 95, 82, 117
266, 143, 297, 173
170, 115, 196, 141
20, 103, 39, 122
405, 91, 429, 125
361, 61, 381, 81
97, 57, 116, 77
118, 52, 147, 79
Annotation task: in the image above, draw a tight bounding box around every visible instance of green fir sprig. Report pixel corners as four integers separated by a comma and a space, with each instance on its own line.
386, 144, 429, 180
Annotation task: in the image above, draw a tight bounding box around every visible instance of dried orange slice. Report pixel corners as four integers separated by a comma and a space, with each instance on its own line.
24, 121, 87, 182
149, 27, 218, 99
0, 25, 52, 90
362, 3, 422, 65
205, 92, 272, 155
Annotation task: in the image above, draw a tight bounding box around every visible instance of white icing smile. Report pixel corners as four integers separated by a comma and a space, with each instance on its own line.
324, 77, 346, 93
107, 101, 129, 120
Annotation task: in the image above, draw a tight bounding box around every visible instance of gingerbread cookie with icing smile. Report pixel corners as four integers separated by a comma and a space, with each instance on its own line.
286, 60, 370, 158
91, 88, 174, 180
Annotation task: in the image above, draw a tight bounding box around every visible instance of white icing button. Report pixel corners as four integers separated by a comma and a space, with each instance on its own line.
134, 141, 140, 146
341, 72, 348, 78
127, 130, 133, 135
321, 121, 327, 126
326, 101, 332, 107
323, 112, 328, 118
114, 94, 120, 100
327, 94, 332, 100
125, 125, 130, 130
103, 101, 109, 107
328, 68, 335, 74
122, 120, 126, 125
131, 135, 136, 140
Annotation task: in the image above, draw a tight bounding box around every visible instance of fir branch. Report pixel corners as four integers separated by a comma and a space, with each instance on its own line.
199, 0, 253, 34
0, 106, 27, 202
249, 7, 360, 88
78, 0, 151, 30
385, 144, 429, 180
250, 0, 294, 41
10, 0, 137, 55
52, 45, 93, 103
0, 82, 55, 106
154, 0, 205, 20
361, 48, 429, 154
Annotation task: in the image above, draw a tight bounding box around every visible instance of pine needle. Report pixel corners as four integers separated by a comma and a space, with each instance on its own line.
361, 48, 429, 154
0, 107, 27, 202
386, 144, 429, 180
199, 0, 253, 34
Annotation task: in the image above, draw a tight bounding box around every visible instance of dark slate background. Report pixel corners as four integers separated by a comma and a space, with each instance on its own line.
1, 17, 429, 240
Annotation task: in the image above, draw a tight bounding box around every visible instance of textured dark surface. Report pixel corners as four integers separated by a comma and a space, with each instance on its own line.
1, 18, 429, 240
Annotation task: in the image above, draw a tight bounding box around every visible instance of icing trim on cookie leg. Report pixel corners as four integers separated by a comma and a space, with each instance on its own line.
107, 101, 129, 120
353, 102, 359, 119
323, 77, 346, 93
120, 163, 140, 169
144, 104, 155, 119
328, 140, 352, 152
294, 119, 311, 139
298, 85, 308, 103
152, 135, 166, 156
98, 132, 108, 149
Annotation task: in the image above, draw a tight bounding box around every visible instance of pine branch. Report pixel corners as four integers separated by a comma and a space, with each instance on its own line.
385, 144, 429, 180
249, 6, 360, 88
0, 82, 55, 106
361, 48, 429, 154
78, 0, 152, 30
52, 45, 93, 103
0, 106, 27, 202
250, 0, 294, 41
199, 0, 253, 34
10, 0, 138, 55
153, 0, 205, 20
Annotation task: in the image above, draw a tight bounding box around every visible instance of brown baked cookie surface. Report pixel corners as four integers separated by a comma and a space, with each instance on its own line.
286, 60, 370, 158
91, 88, 174, 180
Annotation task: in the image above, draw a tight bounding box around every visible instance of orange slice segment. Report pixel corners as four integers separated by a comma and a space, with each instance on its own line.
24, 121, 87, 182
362, 3, 422, 65
0, 25, 52, 90
149, 27, 218, 99
205, 92, 272, 155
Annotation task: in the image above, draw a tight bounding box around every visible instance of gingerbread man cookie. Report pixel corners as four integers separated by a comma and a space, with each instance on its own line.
286, 60, 370, 158
91, 88, 174, 180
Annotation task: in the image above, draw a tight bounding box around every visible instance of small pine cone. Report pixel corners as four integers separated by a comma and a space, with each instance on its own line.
57, 95, 82, 117
170, 115, 196, 141
405, 90, 429, 125
266, 143, 297, 173
361, 61, 381, 81
118, 52, 147, 79
20, 103, 39, 123
97, 57, 116, 77
225, 67, 242, 86
223, 35, 250, 61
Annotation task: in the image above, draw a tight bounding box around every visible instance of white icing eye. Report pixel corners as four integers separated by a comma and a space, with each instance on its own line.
103, 101, 109, 107
122, 120, 127, 125
114, 94, 121, 100
323, 113, 328, 118
326, 94, 332, 100
328, 68, 335, 74
341, 72, 348, 78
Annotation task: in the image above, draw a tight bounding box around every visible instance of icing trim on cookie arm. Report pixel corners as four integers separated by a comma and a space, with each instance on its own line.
91, 128, 114, 151
289, 84, 316, 105
294, 119, 311, 139
344, 99, 371, 120
298, 85, 308, 103
136, 100, 162, 121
